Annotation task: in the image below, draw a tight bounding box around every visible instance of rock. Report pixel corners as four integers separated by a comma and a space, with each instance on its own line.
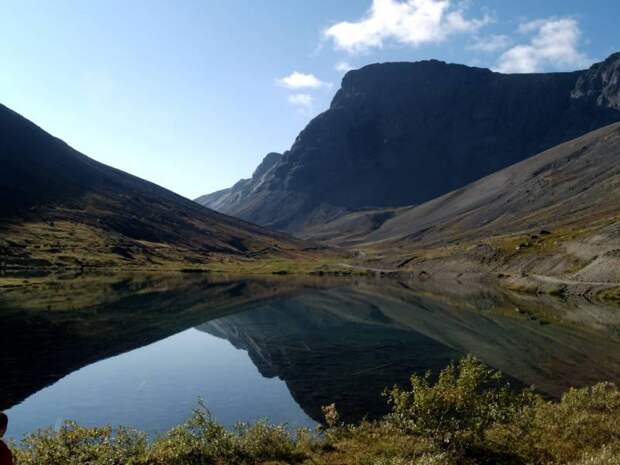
571, 52, 620, 110
197, 53, 620, 233
252, 152, 282, 179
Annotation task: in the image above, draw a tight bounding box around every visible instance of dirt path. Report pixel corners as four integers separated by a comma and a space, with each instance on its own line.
339, 263, 396, 274
532, 274, 620, 287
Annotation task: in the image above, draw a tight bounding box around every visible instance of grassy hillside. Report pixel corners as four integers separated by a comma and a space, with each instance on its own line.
0, 103, 328, 271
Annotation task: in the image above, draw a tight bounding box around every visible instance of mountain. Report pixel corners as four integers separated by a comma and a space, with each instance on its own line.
195, 152, 282, 212
315, 122, 620, 283
0, 104, 307, 269
196, 53, 620, 233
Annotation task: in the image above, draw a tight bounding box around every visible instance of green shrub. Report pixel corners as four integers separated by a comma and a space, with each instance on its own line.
489, 382, 620, 464
233, 421, 300, 462
15, 405, 304, 465
147, 404, 302, 465
14, 423, 147, 465
386, 355, 537, 450
146, 406, 237, 465
11, 357, 620, 465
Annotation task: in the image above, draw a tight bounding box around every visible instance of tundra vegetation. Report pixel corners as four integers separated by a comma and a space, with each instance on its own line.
12, 356, 620, 465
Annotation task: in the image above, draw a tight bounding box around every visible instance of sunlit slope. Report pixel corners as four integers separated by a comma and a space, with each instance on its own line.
312, 123, 620, 281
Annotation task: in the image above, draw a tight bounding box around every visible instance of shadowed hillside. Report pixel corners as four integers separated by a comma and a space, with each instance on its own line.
0, 104, 312, 269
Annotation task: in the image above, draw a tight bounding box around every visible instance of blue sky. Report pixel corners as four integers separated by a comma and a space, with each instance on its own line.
1, 0, 618, 199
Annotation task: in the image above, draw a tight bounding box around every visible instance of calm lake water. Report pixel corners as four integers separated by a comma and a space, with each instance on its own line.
3, 273, 620, 440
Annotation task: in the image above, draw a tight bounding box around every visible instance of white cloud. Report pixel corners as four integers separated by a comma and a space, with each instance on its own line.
496, 18, 590, 73
335, 61, 354, 73
468, 34, 511, 53
323, 0, 490, 53
277, 72, 330, 89
287, 93, 314, 110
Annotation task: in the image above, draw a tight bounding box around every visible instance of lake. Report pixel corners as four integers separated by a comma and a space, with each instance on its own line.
2, 272, 620, 440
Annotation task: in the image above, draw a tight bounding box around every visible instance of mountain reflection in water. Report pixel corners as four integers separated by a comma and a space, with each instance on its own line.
2, 273, 620, 438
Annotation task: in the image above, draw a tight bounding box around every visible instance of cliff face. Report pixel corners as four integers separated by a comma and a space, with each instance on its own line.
195, 152, 282, 212
572, 52, 620, 110
197, 53, 620, 233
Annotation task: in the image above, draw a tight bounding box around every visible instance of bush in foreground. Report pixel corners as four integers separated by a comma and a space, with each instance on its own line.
12, 356, 620, 465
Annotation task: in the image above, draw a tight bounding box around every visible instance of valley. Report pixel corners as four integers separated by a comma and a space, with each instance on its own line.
0, 104, 332, 273
194, 54, 620, 296
3, 54, 620, 293
4, 3, 620, 464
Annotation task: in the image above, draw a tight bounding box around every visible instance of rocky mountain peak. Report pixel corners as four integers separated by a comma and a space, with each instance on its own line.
196, 52, 620, 233
252, 152, 282, 179
572, 53, 620, 109
331, 59, 492, 109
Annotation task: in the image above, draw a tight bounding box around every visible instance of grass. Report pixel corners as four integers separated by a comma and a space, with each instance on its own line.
11, 356, 620, 465
201, 256, 364, 276
0, 219, 359, 285
597, 287, 620, 306
372, 211, 620, 274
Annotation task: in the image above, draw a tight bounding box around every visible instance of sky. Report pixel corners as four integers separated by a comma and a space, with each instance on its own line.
1, 0, 618, 199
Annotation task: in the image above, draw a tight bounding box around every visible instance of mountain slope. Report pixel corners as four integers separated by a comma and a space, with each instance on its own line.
197, 53, 620, 233
195, 152, 282, 212
321, 123, 620, 282
0, 104, 308, 269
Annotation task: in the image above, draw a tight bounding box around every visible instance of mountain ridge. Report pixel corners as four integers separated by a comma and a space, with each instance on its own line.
196, 53, 620, 233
